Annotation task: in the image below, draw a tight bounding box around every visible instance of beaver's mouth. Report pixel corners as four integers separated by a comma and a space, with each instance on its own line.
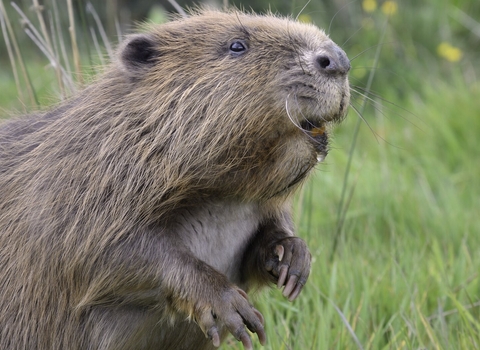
300, 119, 325, 134
299, 119, 329, 162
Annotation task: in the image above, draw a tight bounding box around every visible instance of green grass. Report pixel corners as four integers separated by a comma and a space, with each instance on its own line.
1, 0, 480, 349
0, 61, 62, 113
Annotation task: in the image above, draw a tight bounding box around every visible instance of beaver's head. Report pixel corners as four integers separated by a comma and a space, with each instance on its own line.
117, 10, 350, 200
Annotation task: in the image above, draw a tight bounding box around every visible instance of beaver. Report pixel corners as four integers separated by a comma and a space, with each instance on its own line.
0, 9, 350, 350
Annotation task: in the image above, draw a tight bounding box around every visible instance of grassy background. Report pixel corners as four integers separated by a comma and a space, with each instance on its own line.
1, 0, 479, 349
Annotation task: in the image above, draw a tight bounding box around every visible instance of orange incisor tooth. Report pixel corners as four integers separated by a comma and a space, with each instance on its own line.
311, 125, 326, 137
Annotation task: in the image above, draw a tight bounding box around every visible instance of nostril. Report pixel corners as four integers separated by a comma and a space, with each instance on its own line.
315, 46, 350, 75
317, 56, 331, 69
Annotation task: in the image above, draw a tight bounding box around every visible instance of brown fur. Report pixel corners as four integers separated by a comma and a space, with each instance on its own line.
0, 9, 350, 350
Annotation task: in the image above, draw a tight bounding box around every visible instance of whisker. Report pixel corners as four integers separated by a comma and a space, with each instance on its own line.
349, 42, 396, 62
327, 0, 357, 36
348, 67, 409, 86
294, 94, 315, 128
292, 94, 326, 145
295, 0, 312, 21
348, 102, 380, 143
350, 86, 423, 129
349, 101, 410, 150
342, 24, 364, 47
285, 93, 322, 146
285, 93, 303, 131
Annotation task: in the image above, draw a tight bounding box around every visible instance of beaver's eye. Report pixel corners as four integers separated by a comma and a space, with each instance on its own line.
229, 41, 246, 53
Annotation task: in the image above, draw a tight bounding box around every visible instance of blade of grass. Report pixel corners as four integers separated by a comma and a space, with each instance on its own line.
0, 5, 23, 103
114, 17, 122, 44
1, 0, 37, 107
447, 293, 480, 334
167, 0, 188, 18
331, 20, 389, 261
11, 1, 72, 94
52, 0, 73, 85
89, 25, 106, 67
31, 0, 64, 97
20, 25, 73, 93
86, 2, 113, 60
416, 302, 442, 349
47, 10, 69, 97
320, 291, 365, 350
67, 0, 82, 84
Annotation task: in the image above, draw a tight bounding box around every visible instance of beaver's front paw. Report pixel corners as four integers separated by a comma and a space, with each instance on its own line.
265, 237, 311, 301
197, 287, 266, 349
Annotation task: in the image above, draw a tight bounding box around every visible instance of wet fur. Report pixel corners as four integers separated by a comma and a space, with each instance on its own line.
0, 9, 349, 350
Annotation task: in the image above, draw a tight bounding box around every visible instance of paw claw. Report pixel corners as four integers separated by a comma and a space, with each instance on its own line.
236, 287, 249, 300
197, 287, 265, 349
267, 237, 311, 300
275, 244, 285, 262
239, 331, 253, 350
288, 281, 305, 301
253, 308, 265, 326
207, 327, 220, 347
277, 265, 289, 288
282, 274, 298, 298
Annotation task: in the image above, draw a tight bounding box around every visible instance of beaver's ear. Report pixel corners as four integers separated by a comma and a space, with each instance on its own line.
121, 34, 159, 72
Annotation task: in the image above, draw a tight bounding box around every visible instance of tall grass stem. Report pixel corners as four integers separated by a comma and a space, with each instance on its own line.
331, 20, 388, 260
0, 0, 37, 107
67, 0, 82, 84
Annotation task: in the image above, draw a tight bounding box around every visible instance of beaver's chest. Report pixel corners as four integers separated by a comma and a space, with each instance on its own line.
172, 200, 262, 286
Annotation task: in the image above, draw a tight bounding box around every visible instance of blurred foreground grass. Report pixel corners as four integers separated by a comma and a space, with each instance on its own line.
1, 0, 479, 349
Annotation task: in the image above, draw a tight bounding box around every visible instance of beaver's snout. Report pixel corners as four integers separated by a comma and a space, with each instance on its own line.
314, 44, 351, 76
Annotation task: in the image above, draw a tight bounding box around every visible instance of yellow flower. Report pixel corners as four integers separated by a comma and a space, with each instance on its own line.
297, 14, 312, 24
362, 0, 377, 13
381, 1, 398, 16
437, 42, 463, 62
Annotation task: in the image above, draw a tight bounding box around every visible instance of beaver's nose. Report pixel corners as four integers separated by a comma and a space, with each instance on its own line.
315, 44, 350, 75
